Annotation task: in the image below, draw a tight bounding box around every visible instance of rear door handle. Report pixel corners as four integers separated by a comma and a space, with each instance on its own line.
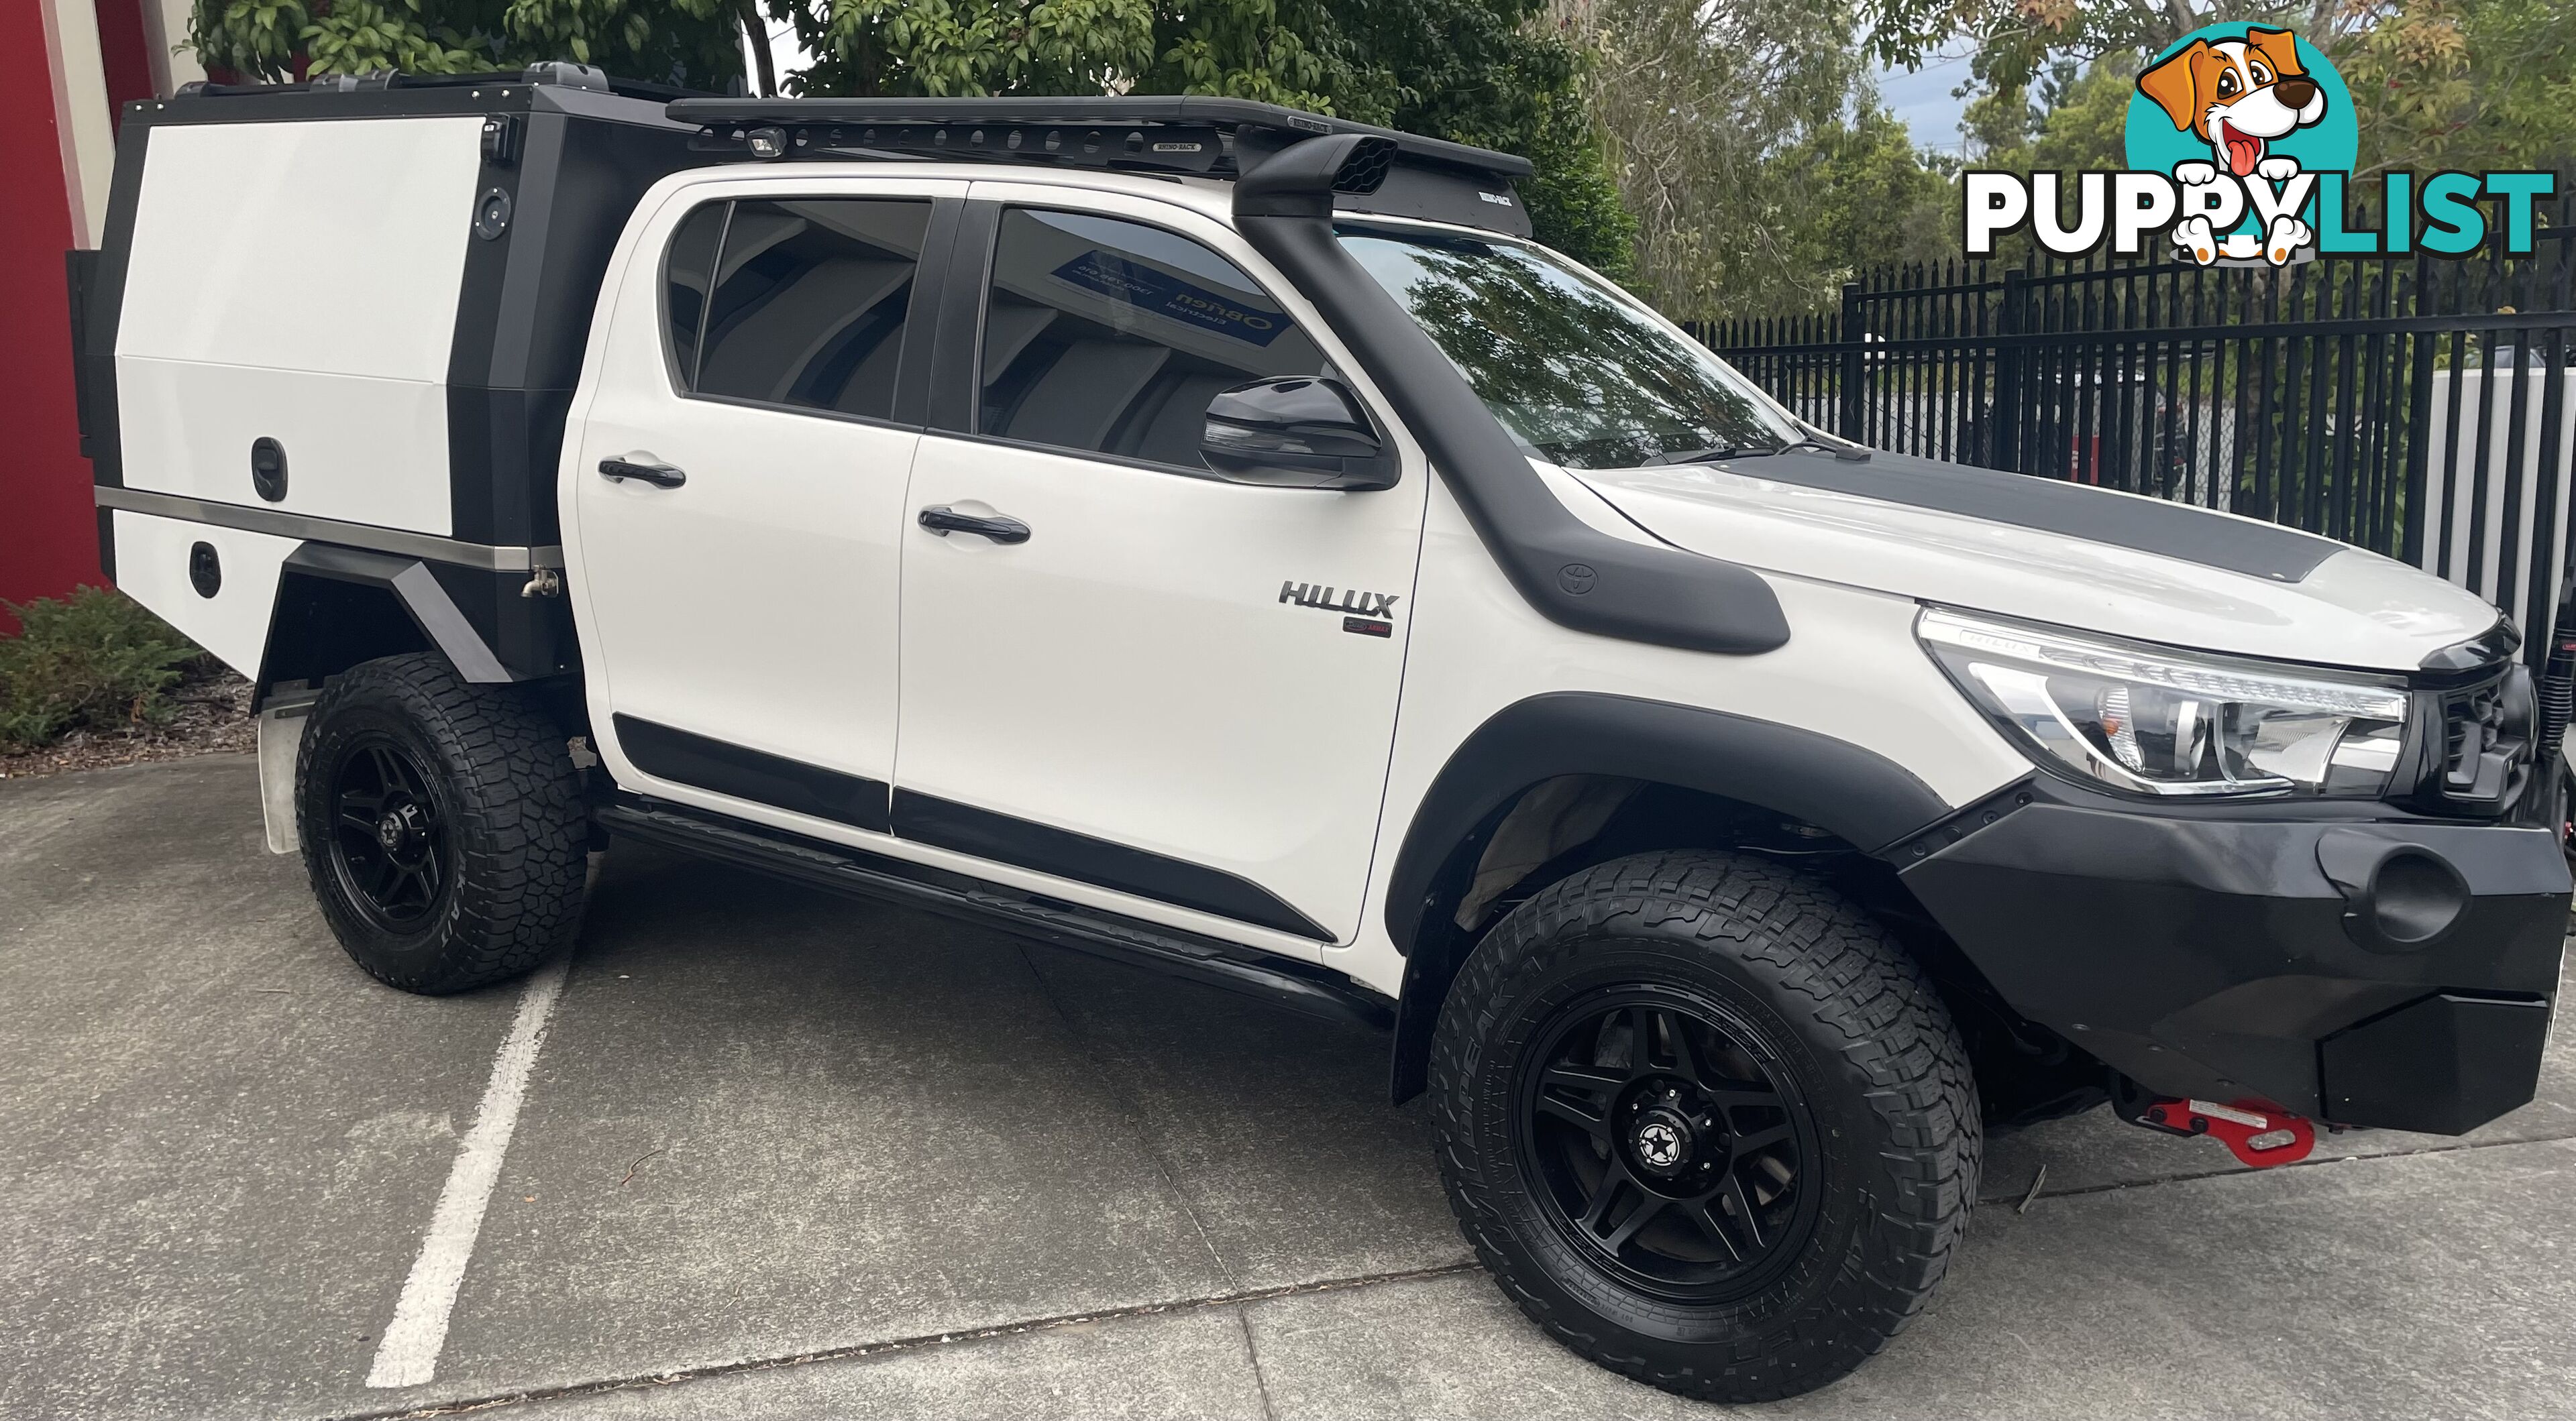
599, 457, 686, 489
917, 505, 1031, 545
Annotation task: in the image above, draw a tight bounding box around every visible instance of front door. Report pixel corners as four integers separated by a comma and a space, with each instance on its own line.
570, 182, 961, 831
894, 192, 1428, 945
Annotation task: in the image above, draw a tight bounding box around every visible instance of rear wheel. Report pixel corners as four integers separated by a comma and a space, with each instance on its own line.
295, 653, 588, 994
1430, 850, 1980, 1403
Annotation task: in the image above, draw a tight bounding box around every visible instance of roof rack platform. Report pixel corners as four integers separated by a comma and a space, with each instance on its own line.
665, 95, 1536, 237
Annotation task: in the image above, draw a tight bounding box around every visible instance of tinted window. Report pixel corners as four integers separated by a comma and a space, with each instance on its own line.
1339, 225, 1799, 469
692, 198, 931, 421
979, 209, 1328, 467
663, 201, 725, 388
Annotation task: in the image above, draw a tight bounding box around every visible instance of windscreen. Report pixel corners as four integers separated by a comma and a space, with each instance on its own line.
1338, 225, 1801, 470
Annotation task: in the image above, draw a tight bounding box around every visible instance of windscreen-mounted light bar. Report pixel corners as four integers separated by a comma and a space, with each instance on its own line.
663, 95, 1536, 237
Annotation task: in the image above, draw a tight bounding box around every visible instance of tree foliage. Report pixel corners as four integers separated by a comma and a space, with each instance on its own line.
191, 0, 745, 88
2342, 0, 2575, 177
186, 0, 1633, 270
1562, 0, 1950, 319
1945, 0, 2574, 182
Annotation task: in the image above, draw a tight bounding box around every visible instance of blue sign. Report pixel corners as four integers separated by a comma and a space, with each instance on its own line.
1050, 250, 1289, 346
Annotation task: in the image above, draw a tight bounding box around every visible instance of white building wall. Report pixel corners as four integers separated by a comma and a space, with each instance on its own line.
40, 0, 117, 249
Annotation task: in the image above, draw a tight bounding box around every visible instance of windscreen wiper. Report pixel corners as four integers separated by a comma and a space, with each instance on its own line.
1642, 445, 1754, 465
1643, 436, 1872, 466
1731, 437, 1873, 463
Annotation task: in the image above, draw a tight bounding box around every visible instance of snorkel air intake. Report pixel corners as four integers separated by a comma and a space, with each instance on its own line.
1230, 134, 1790, 655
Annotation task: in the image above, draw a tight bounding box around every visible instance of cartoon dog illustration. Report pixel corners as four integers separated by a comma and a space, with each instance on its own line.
2137, 27, 2324, 265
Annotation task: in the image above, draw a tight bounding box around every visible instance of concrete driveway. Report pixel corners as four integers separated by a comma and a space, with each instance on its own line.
5, 754, 2573, 1420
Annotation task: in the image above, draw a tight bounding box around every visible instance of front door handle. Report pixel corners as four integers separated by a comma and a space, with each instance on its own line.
917, 505, 1031, 545
599, 457, 686, 489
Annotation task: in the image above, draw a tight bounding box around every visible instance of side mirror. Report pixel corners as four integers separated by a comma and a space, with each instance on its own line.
1200, 377, 1397, 491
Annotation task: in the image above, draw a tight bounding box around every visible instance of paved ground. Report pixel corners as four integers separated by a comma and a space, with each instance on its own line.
5, 754, 2573, 1420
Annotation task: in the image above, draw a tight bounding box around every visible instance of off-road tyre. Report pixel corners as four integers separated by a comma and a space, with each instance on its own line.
295, 653, 588, 994
1430, 850, 1980, 1403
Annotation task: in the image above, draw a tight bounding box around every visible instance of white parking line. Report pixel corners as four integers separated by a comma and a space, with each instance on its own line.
365, 957, 572, 1389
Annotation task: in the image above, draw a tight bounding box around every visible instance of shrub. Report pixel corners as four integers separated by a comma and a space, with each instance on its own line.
0, 587, 204, 754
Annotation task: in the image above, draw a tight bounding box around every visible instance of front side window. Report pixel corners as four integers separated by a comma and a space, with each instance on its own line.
1339, 225, 1800, 469
673, 198, 931, 421
979, 208, 1330, 469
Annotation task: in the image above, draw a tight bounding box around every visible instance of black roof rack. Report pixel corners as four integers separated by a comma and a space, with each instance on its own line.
174, 62, 714, 103
661, 95, 1532, 184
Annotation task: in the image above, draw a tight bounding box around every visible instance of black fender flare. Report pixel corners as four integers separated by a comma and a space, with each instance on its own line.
1379, 692, 1954, 1100
258, 544, 517, 703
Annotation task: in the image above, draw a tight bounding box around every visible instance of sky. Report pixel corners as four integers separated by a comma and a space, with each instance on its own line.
1874, 44, 1980, 156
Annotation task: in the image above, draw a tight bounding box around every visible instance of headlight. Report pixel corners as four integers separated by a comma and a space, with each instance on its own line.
1918, 607, 2412, 798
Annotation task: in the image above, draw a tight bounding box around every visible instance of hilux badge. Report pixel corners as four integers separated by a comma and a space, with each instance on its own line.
1280, 580, 1400, 634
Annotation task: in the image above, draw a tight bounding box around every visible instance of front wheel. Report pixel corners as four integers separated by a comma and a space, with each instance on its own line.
1430, 851, 1980, 1403
295, 653, 589, 994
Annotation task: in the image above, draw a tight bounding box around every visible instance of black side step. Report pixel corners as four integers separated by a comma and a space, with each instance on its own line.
597, 798, 1394, 1031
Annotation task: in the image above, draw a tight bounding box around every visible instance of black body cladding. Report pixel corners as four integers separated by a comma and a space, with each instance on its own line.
614, 714, 892, 832
604, 716, 1332, 940
1228, 137, 1792, 657
892, 791, 1335, 941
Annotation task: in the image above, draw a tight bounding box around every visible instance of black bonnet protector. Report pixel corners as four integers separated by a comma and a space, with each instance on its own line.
1234, 135, 1790, 655
1734, 447, 2347, 583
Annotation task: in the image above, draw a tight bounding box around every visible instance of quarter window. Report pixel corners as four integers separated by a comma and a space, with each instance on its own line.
979, 208, 1329, 468
669, 198, 932, 422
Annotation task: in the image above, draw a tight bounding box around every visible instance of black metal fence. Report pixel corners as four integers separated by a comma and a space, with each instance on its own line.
1690, 206, 2576, 665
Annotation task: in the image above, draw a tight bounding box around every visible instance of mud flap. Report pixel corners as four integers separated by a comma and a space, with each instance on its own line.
256, 700, 312, 855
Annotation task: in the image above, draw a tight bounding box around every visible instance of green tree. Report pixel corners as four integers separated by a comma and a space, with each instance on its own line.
188, 0, 1633, 270
1289, 0, 1637, 274
191, 0, 745, 87
1562, 0, 1950, 319
2343, 0, 2576, 178
1931, 0, 2572, 180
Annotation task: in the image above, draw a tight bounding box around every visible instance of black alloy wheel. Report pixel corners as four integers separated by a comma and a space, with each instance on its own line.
295, 653, 589, 994
1516, 992, 1819, 1302
326, 736, 453, 932
1431, 850, 1980, 1404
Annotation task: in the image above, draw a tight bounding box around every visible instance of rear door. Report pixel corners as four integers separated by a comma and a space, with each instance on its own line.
569, 178, 965, 830
892, 187, 1429, 947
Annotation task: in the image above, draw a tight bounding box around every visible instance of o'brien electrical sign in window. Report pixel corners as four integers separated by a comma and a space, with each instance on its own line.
1962, 23, 2555, 266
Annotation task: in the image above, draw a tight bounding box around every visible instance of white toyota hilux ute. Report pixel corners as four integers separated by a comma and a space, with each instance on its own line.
70, 68, 2571, 1404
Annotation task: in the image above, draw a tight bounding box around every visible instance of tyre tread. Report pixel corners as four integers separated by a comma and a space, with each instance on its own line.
1428, 849, 1980, 1404
297, 653, 587, 994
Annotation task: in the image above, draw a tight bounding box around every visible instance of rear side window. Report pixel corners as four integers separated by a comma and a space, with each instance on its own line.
979, 208, 1328, 469
663, 201, 725, 388
669, 198, 932, 422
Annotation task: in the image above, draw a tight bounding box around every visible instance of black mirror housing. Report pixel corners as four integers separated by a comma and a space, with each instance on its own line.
1201, 376, 1397, 491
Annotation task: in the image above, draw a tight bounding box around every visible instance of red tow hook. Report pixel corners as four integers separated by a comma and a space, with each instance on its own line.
2137, 1097, 2316, 1168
